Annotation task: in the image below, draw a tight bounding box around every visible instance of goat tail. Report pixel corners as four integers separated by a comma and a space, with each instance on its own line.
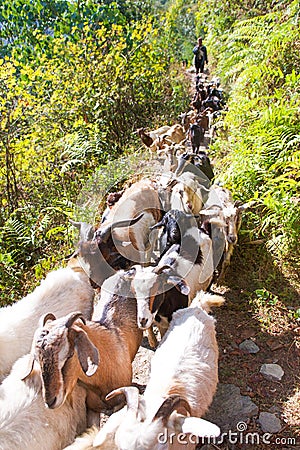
191, 291, 225, 312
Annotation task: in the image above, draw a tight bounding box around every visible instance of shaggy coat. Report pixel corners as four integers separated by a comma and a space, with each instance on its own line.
0, 265, 94, 381
0, 355, 87, 450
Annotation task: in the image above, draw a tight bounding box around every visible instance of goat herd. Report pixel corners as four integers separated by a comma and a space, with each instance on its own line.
0, 74, 251, 450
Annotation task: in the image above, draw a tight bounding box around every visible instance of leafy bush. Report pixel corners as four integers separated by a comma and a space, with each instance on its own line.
0, 4, 191, 303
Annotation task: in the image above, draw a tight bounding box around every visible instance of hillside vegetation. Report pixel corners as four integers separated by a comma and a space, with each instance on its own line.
0, 0, 190, 302
195, 0, 300, 263
0, 0, 299, 305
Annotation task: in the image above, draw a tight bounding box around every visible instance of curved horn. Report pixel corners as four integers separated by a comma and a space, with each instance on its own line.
64, 311, 86, 329
153, 395, 191, 426
106, 386, 140, 413
150, 219, 165, 230
39, 313, 56, 327
153, 264, 172, 275
175, 156, 189, 177
111, 213, 144, 230
69, 219, 81, 230
98, 213, 145, 243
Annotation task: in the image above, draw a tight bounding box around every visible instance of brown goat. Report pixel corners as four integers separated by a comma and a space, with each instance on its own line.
23, 273, 143, 414
156, 124, 186, 146
136, 126, 171, 148
73, 178, 163, 288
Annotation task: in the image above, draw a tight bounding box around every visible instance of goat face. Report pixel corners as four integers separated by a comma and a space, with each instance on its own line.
126, 266, 161, 329
171, 179, 203, 215
126, 266, 188, 330
223, 205, 240, 245
28, 312, 98, 409
94, 388, 220, 450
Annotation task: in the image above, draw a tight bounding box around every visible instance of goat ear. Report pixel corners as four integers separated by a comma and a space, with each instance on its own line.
237, 200, 256, 211
20, 354, 35, 381
177, 416, 221, 438
122, 267, 137, 279
167, 276, 190, 296
153, 264, 171, 275
74, 329, 99, 377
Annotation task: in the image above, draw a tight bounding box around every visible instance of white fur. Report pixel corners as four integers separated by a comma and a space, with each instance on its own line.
131, 223, 214, 328
92, 291, 223, 449
144, 293, 219, 419
161, 228, 213, 301
63, 426, 99, 450
131, 266, 160, 329
201, 184, 247, 279
0, 355, 87, 450
0, 266, 95, 381
170, 172, 203, 215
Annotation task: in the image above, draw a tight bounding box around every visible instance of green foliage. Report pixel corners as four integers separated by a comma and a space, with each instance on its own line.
164, 0, 199, 63
0, 1, 191, 303
0, 0, 153, 59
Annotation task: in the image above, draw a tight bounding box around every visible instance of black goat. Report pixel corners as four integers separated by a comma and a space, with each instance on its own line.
150, 209, 198, 258
196, 151, 215, 181
175, 152, 214, 186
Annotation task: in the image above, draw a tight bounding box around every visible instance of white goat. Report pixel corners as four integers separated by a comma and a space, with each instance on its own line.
170, 172, 206, 215
200, 185, 251, 280
90, 291, 224, 450
0, 262, 95, 381
157, 222, 214, 301
0, 353, 87, 450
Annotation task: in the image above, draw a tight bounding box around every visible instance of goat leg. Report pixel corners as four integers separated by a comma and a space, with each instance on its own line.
147, 326, 158, 348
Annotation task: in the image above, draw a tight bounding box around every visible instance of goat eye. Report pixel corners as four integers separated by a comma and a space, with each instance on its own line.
40, 330, 49, 337
178, 190, 184, 196
36, 330, 49, 344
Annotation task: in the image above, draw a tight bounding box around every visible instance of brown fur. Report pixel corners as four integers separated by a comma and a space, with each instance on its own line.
75, 321, 134, 411
106, 191, 124, 207
102, 179, 162, 263
137, 128, 153, 147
